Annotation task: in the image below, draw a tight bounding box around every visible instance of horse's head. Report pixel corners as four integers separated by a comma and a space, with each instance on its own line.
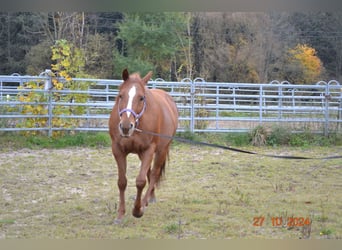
117, 69, 152, 137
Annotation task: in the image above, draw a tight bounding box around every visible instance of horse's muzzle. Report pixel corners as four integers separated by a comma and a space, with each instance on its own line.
119, 120, 135, 137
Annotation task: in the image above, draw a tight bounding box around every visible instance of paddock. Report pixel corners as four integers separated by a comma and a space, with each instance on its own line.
1, 144, 341, 239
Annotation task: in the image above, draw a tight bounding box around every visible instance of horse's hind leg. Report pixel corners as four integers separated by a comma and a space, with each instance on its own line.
142, 147, 168, 207
147, 168, 157, 204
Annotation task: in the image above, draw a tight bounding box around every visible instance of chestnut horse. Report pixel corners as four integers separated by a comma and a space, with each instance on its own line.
109, 69, 178, 223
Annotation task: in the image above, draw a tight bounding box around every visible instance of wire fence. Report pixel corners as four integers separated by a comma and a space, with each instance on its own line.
1, 73, 341, 136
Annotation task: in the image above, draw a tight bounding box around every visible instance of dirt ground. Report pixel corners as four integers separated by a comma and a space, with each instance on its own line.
1, 145, 342, 239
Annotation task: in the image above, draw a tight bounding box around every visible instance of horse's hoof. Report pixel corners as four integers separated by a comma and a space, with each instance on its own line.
114, 218, 123, 224
132, 207, 144, 218
149, 197, 157, 204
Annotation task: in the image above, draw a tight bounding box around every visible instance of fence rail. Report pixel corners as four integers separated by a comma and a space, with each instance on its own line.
1, 73, 341, 136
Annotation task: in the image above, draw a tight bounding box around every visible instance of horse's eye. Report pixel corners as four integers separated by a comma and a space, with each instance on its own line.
140, 96, 145, 101
118, 94, 122, 99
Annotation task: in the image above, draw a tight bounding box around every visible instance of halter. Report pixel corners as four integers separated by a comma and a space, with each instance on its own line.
118, 97, 146, 127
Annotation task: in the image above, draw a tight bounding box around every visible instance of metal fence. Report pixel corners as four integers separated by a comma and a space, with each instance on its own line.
1, 73, 342, 136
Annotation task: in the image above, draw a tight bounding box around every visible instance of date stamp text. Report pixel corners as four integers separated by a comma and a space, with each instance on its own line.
253, 216, 311, 227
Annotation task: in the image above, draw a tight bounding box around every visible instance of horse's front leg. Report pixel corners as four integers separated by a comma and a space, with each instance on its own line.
113, 150, 128, 224
133, 146, 155, 218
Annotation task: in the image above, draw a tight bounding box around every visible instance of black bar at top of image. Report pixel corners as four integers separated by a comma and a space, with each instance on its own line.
0, 0, 341, 12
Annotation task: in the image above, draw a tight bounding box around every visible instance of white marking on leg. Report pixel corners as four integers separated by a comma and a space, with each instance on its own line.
126, 86, 136, 118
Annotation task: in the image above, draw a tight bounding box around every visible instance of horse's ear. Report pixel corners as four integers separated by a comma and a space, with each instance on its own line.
142, 71, 153, 85
122, 69, 129, 81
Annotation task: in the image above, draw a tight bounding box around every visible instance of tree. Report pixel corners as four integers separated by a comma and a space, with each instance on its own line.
190, 13, 234, 81
83, 33, 114, 78
1, 11, 341, 83
0, 12, 45, 74
25, 39, 52, 75
51, 39, 85, 81
37, 12, 86, 47
191, 12, 260, 82
18, 39, 90, 137
113, 12, 189, 80
284, 44, 324, 84
288, 12, 342, 81
0, 12, 122, 76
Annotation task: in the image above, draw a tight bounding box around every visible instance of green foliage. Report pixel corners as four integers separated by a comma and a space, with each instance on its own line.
289, 132, 314, 147
175, 129, 342, 148
220, 111, 258, 118
0, 219, 15, 226
0, 13, 43, 74
1, 129, 341, 151
16, 81, 48, 136
2, 12, 342, 82
49, 132, 111, 148
176, 130, 199, 142
112, 50, 154, 78
113, 12, 189, 79
224, 133, 251, 146
320, 228, 334, 236
18, 39, 91, 138
50, 39, 91, 138
164, 222, 181, 234
25, 39, 52, 75
249, 125, 342, 147
0, 132, 111, 149
267, 125, 291, 146
51, 39, 85, 81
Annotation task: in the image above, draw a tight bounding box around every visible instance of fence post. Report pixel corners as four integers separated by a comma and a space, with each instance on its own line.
47, 91, 52, 137
190, 80, 195, 133
259, 85, 263, 124
278, 85, 283, 120
41, 69, 54, 137
339, 87, 342, 132
45, 75, 53, 137
216, 84, 219, 129
324, 84, 330, 137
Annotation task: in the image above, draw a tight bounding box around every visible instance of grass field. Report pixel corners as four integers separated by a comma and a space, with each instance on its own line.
0, 137, 341, 239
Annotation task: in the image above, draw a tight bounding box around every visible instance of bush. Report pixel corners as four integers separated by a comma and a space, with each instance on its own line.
267, 125, 291, 146
249, 125, 342, 147
250, 125, 268, 146
224, 133, 251, 146
194, 108, 209, 130
289, 129, 315, 147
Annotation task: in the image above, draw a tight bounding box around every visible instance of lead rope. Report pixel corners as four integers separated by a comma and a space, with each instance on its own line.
134, 128, 342, 160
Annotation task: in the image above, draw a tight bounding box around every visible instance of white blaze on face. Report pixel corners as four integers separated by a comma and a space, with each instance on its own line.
126, 86, 136, 118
